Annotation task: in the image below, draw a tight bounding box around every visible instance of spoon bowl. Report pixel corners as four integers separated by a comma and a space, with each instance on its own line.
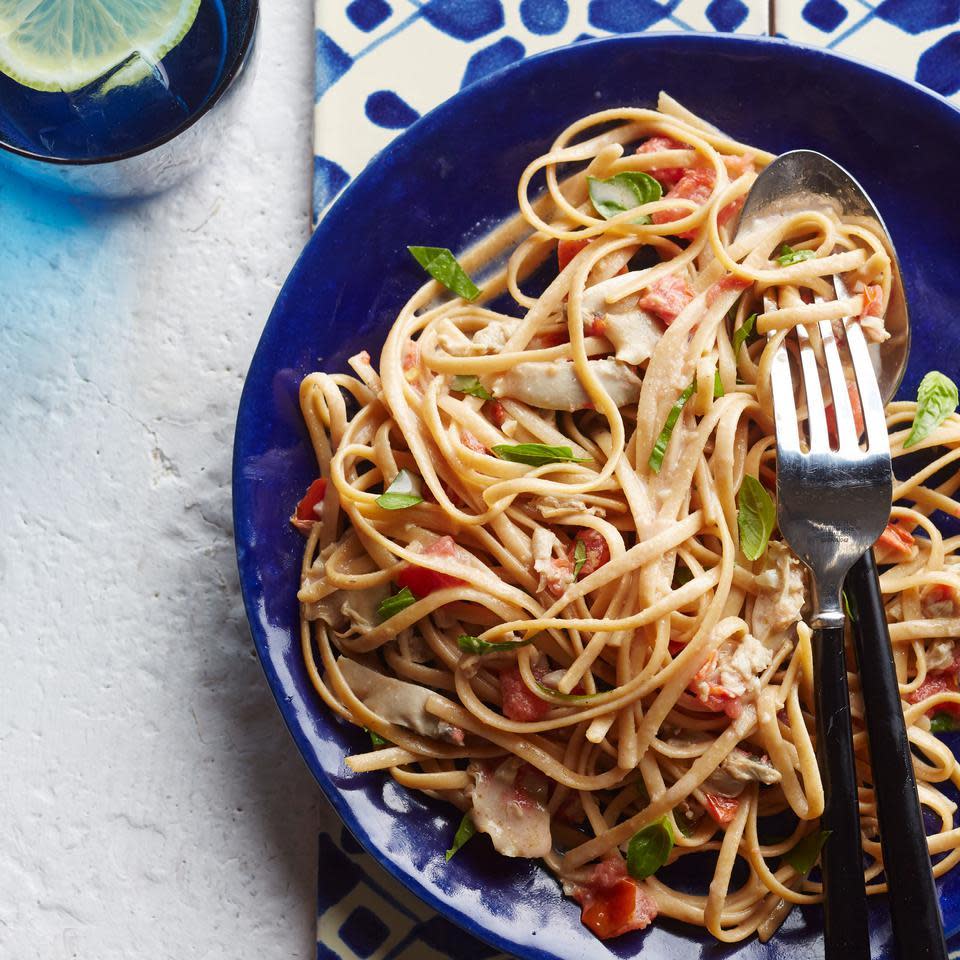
737, 149, 910, 404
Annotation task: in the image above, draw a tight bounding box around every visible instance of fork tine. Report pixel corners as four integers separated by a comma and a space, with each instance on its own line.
770, 336, 801, 452
796, 323, 830, 451
844, 319, 890, 454
764, 292, 802, 453
818, 317, 860, 451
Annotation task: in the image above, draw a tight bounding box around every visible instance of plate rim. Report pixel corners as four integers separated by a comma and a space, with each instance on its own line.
233, 30, 960, 959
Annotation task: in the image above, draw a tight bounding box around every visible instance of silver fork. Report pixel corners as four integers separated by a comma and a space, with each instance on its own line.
769, 302, 891, 960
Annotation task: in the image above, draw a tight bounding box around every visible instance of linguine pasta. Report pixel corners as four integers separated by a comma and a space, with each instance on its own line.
292, 94, 960, 945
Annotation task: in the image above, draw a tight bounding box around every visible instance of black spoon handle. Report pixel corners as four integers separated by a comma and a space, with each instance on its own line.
846, 550, 948, 960
813, 620, 872, 960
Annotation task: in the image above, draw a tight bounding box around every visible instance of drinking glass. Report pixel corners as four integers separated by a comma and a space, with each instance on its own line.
0, 0, 259, 197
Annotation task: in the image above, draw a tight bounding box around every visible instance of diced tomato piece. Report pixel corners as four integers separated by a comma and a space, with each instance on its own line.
652, 167, 715, 229
876, 522, 915, 559
558, 238, 592, 272
461, 431, 486, 454
578, 876, 658, 940
534, 329, 570, 348
703, 792, 741, 826
395, 564, 464, 597
636, 135, 686, 187
909, 672, 960, 720
717, 195, 745, 229
584, 314, 607, 338
706, 274, 750, 307
860, 283, 884, 319
722, 153, 755, 179
292, 478, 327, 533
395, 536, 466, 597
499, 664, 551, 722
569, 529, 611, 580
637, 274, 694, 325
487, 400, 509, 428
825, 381, 866, 444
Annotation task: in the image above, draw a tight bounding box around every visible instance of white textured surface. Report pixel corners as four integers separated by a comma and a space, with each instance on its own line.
0, 4, 323, 957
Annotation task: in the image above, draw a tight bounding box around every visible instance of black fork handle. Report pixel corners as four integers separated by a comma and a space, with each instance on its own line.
813, 621, 871, 960
846, 551, 948, 960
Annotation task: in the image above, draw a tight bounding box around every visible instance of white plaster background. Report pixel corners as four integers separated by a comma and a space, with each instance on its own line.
0, 3, 324, 957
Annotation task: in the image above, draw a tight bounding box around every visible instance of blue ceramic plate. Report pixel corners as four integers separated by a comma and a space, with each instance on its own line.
233, 34, 960, 959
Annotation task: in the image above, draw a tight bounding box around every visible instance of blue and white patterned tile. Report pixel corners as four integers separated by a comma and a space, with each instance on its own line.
317, 824, 511, 960
774, 0, 960, 104
313, 0, 770, 222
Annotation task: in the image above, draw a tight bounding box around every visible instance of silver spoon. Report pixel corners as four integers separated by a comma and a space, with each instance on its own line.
737, 152, 946, 960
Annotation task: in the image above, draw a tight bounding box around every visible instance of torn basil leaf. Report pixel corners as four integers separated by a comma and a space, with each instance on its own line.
457, 634, 536, 655
627, 816, 675, 879
445, 813, 477, 861
587, 171, 662, 224
904, 371, 958, 448
713, 371, 724, 398
451, 374, 492, 400
408, 246, 482, 301
775, 243, 816, 267
737, 475, 776, 560
492, 443, 591, 466
785, 830, 830, 875
732, 313, 757, 356
377, 587, 417, 621
930, 713, 960, 734
573, 539, 587, 579
649, 382, 696, 474
366, 728, 390, 748
376, 469, 424, 510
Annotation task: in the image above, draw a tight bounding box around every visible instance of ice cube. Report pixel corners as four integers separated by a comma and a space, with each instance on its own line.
39, 52, 190, 159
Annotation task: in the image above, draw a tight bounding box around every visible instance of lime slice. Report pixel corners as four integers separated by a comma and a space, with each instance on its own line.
0, 0, 201, 93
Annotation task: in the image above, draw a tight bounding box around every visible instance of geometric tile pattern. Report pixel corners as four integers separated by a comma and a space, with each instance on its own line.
313, 0, 769, 223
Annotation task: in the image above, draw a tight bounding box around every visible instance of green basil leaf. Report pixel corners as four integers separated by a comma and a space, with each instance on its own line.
445, 813, 476, 861
775, 243, 817, 267
732, 313, 757, 357
377, 587, 417, 621
376, 469, 424, 511
842, 589, 857, 623
457, 634, 536, 656
904, 371, 959, 448
492, 443, 592, 466
587, 171, 662, 224
930, 713, 960, 734
737, 475, 776, 560
785, 829, 830, 875
366, 728, 390, 748
573, 539, 587, 579
627, 816, 675, 879
408, 246, 482, 301
648, 382, 696, 474
451, 374, 492, 400
713, 371, 724, 399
